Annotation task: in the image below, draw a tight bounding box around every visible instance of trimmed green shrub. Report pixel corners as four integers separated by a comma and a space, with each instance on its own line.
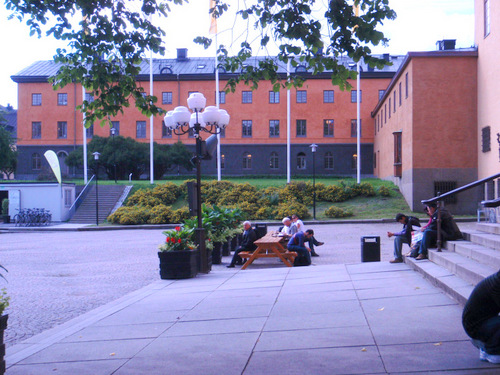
378, 185, 392, 197
324, 206, 353, 218
108, 206, 151, 225
148, 204, 173, 224
321, 185, 349, 202
170, 207, 190, 223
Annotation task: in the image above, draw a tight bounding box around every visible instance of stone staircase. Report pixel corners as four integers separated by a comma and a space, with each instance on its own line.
69, 185, 129, 224
405, 222, 500, 306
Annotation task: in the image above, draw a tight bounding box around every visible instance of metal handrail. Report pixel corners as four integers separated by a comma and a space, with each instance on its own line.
68, 175, 95, 219
421, 172, 500, 252
422, 172, 500, 204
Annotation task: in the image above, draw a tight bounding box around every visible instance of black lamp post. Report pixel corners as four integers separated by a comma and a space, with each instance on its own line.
164, 93, 230, 274
309, 143, 318, 220
92, 151, 101, 226
111, 127, 117, 183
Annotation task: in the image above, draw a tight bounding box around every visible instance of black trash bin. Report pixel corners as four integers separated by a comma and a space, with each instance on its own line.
361, 236, 380, 262
254, 223, 268, 239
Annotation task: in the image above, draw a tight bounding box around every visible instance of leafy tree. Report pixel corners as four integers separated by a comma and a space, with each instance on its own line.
65, 136, 193, 180
0, 118, 17, 179
169, 141, 194, 174
199, 0, 396, 92
6, 0, 395, 122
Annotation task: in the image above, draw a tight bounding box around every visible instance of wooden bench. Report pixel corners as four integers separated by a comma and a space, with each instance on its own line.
239, 231, 298, 269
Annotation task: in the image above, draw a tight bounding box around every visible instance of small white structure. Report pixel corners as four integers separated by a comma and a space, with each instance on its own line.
0, 183, 76, 222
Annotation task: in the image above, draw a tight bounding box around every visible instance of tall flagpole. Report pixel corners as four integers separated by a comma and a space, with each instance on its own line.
82, 85, 88, 184
216, 32, 221, 181
357, 61, 361, 184
355, 3, 361, 184
287, 59, 291, 184
149, 15, 154, 185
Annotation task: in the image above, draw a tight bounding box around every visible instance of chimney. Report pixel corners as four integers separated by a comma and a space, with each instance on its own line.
383, 53, 390, 61
177, 48, 188, 61
437, 39, 456, 51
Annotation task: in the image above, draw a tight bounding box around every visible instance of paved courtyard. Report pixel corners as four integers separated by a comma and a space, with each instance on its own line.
0, 221, 477, 349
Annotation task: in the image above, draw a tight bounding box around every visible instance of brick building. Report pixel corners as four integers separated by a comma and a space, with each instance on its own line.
11, 51, 403, 180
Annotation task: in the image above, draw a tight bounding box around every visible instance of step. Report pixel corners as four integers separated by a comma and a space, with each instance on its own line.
429, 249, 497, 286
405, 256, 474, 305
452, 242, 500, 270
476, 222, 500, 235
466, 231, 500, 251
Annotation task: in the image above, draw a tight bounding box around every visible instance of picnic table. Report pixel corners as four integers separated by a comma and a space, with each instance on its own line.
239, 231, 298, 269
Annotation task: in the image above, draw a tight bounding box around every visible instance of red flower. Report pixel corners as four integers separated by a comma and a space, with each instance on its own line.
165, 237, 170, 243
175, 226, 181, 231
178, 239, 182, 243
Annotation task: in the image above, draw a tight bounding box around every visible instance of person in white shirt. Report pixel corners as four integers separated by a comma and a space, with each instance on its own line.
280, 217, 297, 238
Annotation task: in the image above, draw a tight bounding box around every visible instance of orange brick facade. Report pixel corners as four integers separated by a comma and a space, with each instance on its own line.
13, 58, 399, 179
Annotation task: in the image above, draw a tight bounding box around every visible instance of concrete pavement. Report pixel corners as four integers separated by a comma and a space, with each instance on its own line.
5, 259, 500, 374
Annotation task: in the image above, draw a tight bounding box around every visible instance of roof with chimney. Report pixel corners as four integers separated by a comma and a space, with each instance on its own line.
11, 48, 406, 83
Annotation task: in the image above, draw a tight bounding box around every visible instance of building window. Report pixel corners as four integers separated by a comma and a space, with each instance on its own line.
32, 93, 42, 106
86, 123, 94, 138
269, 120, 280, 137
64, 189, 72, 207
111, 121, 120, 136
85, 93, 94, 103
269, 152, 279, 169
393, 91, 396, 112
162, 92, 173, 105
324, 152, 334, 170
296, 90, 307, 103
394, 131, 402, 177
218, 91, 226, 104
269, 91, 280, 104
384, 104, 387, 123
378, 90, 385, 100
162, 123, 172, 138
323, 90, 334, 103
351, 90, 362, 103
136, 121, 146, 138
485, 0, 491, 37
32, 153, 41, 170
57, 121, 67, 139
377, 114, 381, 131
219, 128, 226, 138
242, 91, 252, 104
434, 181, 458, 204
297, 152, 306, 170
388, 99, 392, 118
351, 119, 362, 138
242, 120, 252, 137
188, 128, 195, 138
482, 126, 491, 152
351, 154, 357, 170
57, 93, 68, 106
32, 121, 41, 139
296, 119, 307, 137
373, 152, 377, 169
399, 82, 402, 106
405, 73, 409, 98
323, 119, 334, 137
243, 153, 252, 169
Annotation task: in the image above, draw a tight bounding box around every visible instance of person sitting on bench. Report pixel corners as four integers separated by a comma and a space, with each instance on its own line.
227, 221, 257, 268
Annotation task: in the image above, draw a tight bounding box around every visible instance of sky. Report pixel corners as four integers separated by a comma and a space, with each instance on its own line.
0, 0, 475, 109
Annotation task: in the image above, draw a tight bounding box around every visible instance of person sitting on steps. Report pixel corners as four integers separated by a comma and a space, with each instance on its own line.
387, 213, 421, 263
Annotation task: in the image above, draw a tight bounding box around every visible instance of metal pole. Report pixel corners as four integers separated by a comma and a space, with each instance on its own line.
195, 117, 208, 273
313, 151, 316, 220
95, 167, 99, 226
112, 131, 117, 183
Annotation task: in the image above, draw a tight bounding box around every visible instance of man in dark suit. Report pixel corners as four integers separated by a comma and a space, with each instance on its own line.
227, 221, 257, 268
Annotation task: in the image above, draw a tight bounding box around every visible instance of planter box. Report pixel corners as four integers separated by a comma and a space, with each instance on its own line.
0, 314, 8, 375
158, 249, 198, 279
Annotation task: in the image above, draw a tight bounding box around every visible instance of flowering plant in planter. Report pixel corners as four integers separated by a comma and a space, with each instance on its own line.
158, 226, 196, 252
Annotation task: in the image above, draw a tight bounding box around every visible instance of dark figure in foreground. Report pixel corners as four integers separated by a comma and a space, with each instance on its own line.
387, 213, 420, 263
227, 221, 257, 268
287, 229, 314, 266
416, 203, 462, 260
463, 270, 500, 363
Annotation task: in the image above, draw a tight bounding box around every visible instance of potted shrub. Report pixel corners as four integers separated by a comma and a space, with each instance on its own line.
1, 199, 9, 224
0, 265, 9, 375
157, 226, 198, 279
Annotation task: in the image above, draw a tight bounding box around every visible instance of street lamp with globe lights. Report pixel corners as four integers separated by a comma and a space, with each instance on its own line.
163, 93, 230, 273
